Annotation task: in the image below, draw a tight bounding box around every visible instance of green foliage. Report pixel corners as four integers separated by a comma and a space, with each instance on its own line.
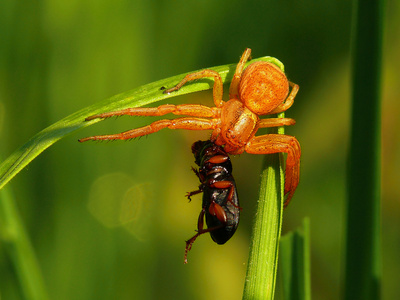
279, 218, 311, 300
0, 185, 48, 300
344, 0, 384, 299
0, 0, 395, 299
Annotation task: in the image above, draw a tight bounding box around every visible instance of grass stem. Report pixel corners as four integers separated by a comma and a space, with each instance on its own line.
242, 120, 285, 300
344, 0, 383, 298
0, 185, 49, 300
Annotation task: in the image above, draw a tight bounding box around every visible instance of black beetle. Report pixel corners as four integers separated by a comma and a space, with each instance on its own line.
184, 140, 240, 263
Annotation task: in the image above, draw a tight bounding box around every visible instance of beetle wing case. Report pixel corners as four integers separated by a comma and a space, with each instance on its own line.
204, 173, 240, 244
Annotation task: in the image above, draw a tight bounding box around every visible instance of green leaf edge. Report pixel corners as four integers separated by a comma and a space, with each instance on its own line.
0, 55, 284, 190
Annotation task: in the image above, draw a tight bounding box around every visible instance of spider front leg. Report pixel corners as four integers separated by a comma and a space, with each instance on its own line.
164, 69, 225, 108
245, 134, 301, 207
229, 48, 252, 99
79, 117, 219, 142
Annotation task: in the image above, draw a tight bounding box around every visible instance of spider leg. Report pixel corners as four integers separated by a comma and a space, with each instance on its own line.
85, 104, 220, 121
245, 134, 301, 207
79, 117, 219, 142
164, 69, 224, 108
258, 117, 296, 128
268, 82, 299, 114
229, 48, 252, 100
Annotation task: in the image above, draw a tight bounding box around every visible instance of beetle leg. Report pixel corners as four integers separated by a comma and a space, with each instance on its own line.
229, 48, 252, 100
164, 69, 225, 108
186, 189, 202, 202
184, 207, 224, 264
186, 167, 204, 201
268, 82, 299, 114
245, 134, 301, 207
85, 104, 220, 121
184, 208, 205, 263
79, 117, 220, 142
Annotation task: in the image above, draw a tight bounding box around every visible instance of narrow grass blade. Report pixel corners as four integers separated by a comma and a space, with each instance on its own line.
279, 218, 311, 300
242, 116, 285, 300
344, 0, 383, 299
0, 56, 283, 191
0, 184, 49, 300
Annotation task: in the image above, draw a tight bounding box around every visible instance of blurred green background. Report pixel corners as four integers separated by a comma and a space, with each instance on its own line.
1, 1, 399, 299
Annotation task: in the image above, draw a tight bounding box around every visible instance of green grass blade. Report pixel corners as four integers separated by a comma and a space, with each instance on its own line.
344, 0, 383, 299
279, 218, 311, 300
0, 184, 49, 300
242, 116, 285, 300
0, 56, 283, 191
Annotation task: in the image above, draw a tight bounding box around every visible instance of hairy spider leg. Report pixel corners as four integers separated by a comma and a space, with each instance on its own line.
268, 82, 299, 114
164, 69, 225, 108
258, 117, 296, 128
229, 48, 252, 100
78, 118, 220, 142
245, 134, 301, 207
85, 104, 220, 121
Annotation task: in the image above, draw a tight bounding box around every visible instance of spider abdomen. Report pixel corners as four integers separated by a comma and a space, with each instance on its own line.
239, 61, 289, 115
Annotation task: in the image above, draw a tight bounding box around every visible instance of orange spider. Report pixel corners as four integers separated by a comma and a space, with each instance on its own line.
79, 48, 301, 206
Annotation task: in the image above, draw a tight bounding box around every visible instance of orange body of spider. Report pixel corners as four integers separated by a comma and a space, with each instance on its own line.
79, 48, 301, 206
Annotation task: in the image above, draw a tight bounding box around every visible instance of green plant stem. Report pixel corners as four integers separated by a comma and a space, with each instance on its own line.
242, 123, 285, 300
279, 218, 311, 300
0, 185, 49, 300
344, 0, 383, 299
